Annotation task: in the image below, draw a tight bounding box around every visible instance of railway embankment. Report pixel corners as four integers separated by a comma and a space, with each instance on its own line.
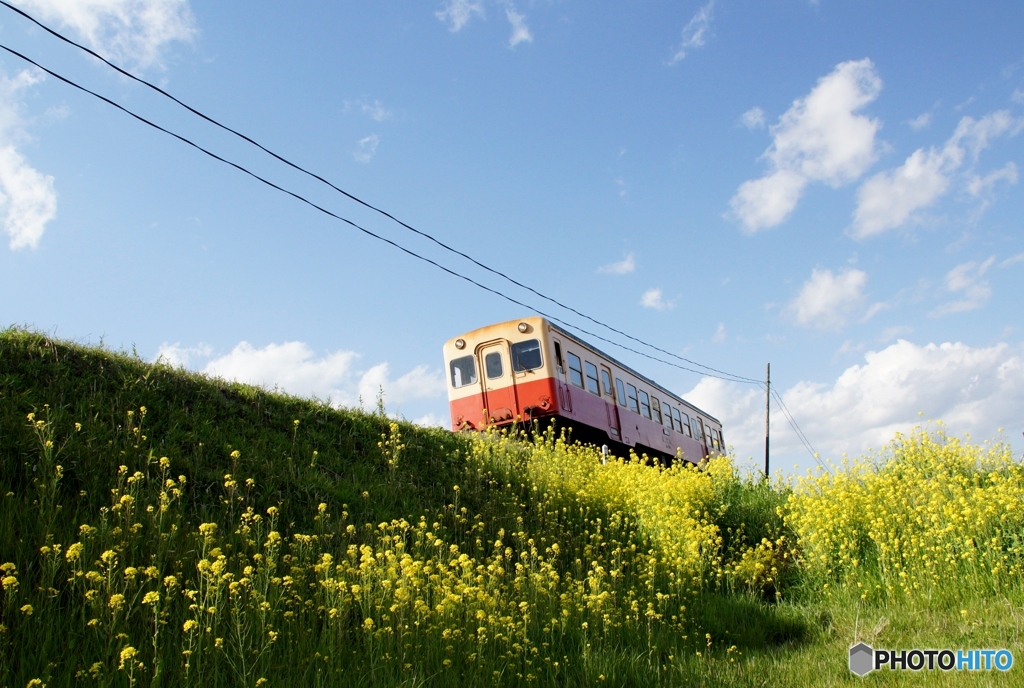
2, 326, 1021, 687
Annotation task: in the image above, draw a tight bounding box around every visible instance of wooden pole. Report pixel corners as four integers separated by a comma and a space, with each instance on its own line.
765, 362, 770, 480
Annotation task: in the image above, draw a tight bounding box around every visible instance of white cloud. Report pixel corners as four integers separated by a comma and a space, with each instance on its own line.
712, 323, 727, 344
1000, 252, 1024, 268
730, 170, 806, 231
851, 110, 1024, 238
966, 162, 1018, 214
670, 0, 715, 64
730, 59, 882, 232
740, 107, 765, 130
0, 145, 57, 250
155, 342, 212, 367
785, 267, 880, 331
908, 112, 931, 131
14, 0, 196, 69
504, 4, 532, 47
360, 100, 392, 122
930, 257, 995, 317
597, 253, 635, 275
953, 110, 1023, 160
412, 412, 446, 428
1013, 88, 1024, 105
160, 339, 446, 413
878, 325, 913, 343
353, 134, 380, 163
685, 340, 1024, 473
0, 69, 56, 251
435, 0, 484, 32
204, 341, 358, 398
614, 176, 628, 198
357, 362, 445, 410
640, 288, 673, 311
851, 147, 950, 237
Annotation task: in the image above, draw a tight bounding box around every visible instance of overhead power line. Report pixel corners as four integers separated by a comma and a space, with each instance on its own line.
766, 385, 830, 473
1, 27, 828, 468
0, 0, 760, 387
0, 42, 759, 387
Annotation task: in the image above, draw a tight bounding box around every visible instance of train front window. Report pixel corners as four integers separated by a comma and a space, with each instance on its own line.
615, 378, 626, 407
567, 353, 584, 388
638, 390, 651, 419
585, 362, 600, 395
626, 384, 639, 413
450, 355, 477, 388
510, 339, 542, 372
485, 352, 503, 379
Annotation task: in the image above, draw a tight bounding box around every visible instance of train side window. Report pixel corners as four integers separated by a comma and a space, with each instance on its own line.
673, 408, 686, 436
691, 417, 703, 441
567, 353, 584, 388
651, 397, 663, 424
663, 403, 674, 429
719, 429, 725, 447
615, 378, 626, 407
704, 423, 713, 449
601, 369, 613, 396
584, 361, 600, 395
626, 384, 639, 413
711, 428, 721, 450
638, 390, 651, 419
510, 339, 542, 372
554, 341, 564, 371
449, 355, 477, 388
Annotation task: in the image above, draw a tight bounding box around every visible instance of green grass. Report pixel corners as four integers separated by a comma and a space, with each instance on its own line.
1, 327, 1020, 687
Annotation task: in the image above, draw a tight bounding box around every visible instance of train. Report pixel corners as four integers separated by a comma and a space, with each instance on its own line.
443, 316, 724, 464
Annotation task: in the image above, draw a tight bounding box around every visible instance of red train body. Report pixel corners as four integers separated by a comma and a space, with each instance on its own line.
443, 317, 724, 464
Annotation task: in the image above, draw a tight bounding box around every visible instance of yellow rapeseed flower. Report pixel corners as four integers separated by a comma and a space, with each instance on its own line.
118, 646, 137, 670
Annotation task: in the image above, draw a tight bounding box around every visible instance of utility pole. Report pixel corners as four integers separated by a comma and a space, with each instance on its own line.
765, 362, 770, 480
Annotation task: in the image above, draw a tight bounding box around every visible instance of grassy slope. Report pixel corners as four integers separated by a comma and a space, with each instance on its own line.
0, 328, 1020, 687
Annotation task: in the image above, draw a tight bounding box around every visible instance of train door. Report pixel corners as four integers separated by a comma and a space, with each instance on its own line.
600, 364, 620, 439
551, 338, 572, 413
478, 340, 518, 424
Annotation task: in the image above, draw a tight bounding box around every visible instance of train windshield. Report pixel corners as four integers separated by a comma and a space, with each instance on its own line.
449, 355, 478, 388
510, 339, 542, 372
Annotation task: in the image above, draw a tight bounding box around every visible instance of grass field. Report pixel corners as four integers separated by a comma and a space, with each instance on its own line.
1, 327, 1022, 686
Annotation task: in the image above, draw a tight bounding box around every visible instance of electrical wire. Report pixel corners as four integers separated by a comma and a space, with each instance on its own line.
765, 384, 831, 472
770, 388, 820, 460
0, 0, 761, 386
0, 36, 829, 468
0, 42, 760, 386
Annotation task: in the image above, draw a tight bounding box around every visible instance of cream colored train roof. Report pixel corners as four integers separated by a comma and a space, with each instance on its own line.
450, 316, 722, 426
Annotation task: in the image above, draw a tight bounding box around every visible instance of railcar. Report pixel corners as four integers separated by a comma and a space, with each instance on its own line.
443, 316, 724, 464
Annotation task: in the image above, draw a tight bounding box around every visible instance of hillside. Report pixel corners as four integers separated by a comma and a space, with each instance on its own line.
1, 327, 1021, 687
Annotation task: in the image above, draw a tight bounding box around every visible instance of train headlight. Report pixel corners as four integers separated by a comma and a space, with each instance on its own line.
517, 322, 530, 333
455, 338, 466, 349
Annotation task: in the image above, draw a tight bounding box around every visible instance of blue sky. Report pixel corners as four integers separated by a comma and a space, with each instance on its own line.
1, 0, 1022, 476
